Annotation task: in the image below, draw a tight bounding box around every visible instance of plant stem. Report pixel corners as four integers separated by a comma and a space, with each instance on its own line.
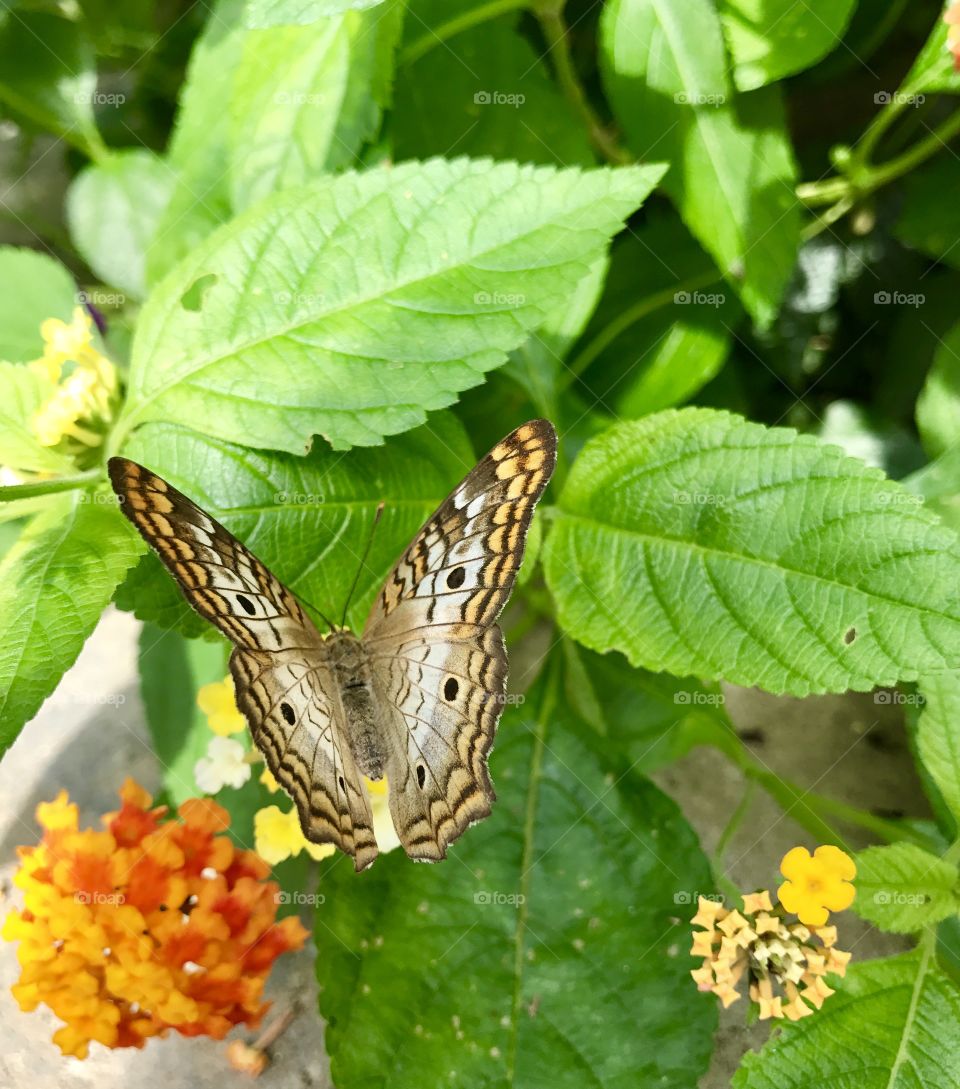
797, 108, 960, 210
713, 781, 757, 869
533, 2, 632, 165
399, 0, 531, 66
563, 268, 721, 386
0, 470, 102, 501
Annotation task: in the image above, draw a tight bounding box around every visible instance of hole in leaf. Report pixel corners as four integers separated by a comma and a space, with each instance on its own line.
180, 273, 218, 312
417, 764, 426, 789
844, 627, 856, 644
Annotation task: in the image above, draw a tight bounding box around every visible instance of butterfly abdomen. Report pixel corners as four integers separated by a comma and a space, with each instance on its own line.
327, 632, 385, 780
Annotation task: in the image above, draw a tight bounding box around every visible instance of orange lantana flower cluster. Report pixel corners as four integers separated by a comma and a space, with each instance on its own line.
3, 780, 307, 1059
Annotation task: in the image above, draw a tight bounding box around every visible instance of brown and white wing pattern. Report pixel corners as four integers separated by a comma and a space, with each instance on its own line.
108, 456, 377, 871
108, 457, 308, 652
231, 649, 377, 871
362, 419, 557, 860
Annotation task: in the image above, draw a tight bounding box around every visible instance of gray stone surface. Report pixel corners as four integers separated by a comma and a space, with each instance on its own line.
0, 610, 924, 1087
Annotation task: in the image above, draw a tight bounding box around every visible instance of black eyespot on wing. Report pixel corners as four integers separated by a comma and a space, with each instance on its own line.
280, 702, 295, 725
416, 764, 426, 789
444, 677, 459, 701
338, 775, 345, 790
446, 566, 466, 589
236, 593, 256, 615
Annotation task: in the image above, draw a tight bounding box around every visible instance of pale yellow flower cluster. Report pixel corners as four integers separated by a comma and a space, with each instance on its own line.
27, 308, 117, 450
690, 890, 851, 1020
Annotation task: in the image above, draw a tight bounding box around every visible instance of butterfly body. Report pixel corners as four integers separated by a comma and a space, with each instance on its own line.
110, 419, 557, 871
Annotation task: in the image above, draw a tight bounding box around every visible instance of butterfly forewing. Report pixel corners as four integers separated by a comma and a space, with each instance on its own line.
108, 457, 377, 871
363, 419, 557, 859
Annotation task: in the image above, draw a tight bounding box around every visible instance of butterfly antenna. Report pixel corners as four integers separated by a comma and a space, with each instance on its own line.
341, 501, 385, 630
295, 593, 338, 634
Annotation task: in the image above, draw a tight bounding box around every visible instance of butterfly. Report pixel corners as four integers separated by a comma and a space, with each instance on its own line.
109, 420, 556, 871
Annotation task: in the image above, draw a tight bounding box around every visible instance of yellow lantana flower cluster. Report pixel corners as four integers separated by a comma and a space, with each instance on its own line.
27, 307, 118, 455
689, 846, 856, 1021
2, 781, 307, 1059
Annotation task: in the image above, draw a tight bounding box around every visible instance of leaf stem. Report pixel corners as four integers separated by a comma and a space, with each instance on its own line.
0, 470, 102, 501
563, 268, 721, 386
398, 0, 531, 66
532, 1, 633, 165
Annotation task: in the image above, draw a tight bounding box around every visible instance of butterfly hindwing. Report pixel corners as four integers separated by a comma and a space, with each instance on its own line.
363, 419, 557, 860
231, 648, 377, 871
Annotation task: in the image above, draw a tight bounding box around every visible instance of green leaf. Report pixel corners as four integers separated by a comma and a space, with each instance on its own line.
600, 0, 799, 327
853, 843, 960, 933
245, 0, 386, 28
0, 496, 143, 759
66, 150, 175, 301
118, 159, 664, 454
916, 319, 960, 458
114, 414, 476, 637
561, 640, 731, 774
503, 256, 608, 420
394, 5, 593, 167
720, 0, 858, 91
900, 12, 960, 96
316, 665, 716, 1089
146, 14, 246, 286
896, 156, 960, 271
733, 947, 960, 1089
902, 442, 960, 534
230, 2, 402, 210
0, 11, 100, 151
0, 362, 74, 474
543, 408, 960, 697
139, 623, 228, 805
0, 247, 77, 362
569, 213, 734, 417
917, 672, 960, 826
